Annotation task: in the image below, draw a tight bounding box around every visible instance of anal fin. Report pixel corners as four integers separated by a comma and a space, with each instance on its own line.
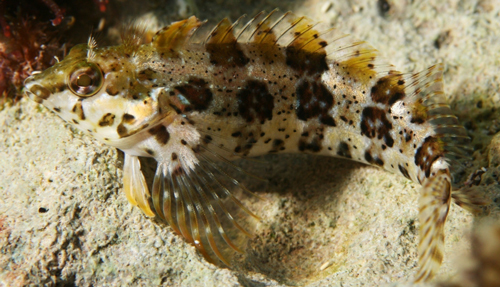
415, 169, 452, 282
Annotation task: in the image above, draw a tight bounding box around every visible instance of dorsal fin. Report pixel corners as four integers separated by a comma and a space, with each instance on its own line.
152, 16, 202, 54
203, 16, 250, 67
205, 18, 237, 44
150, 11, 406, 84
247, 9, 280, 44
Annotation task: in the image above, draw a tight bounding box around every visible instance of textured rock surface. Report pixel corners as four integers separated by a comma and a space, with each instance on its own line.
1, 0, 500, 286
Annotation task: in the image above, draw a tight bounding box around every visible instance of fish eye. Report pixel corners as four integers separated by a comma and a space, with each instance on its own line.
68, 62, 103, 97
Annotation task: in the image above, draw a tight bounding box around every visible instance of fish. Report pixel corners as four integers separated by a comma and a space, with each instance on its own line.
24, 10, 481, 282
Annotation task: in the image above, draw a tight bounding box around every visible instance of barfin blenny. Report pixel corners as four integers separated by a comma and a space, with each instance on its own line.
24, 10, 481, 282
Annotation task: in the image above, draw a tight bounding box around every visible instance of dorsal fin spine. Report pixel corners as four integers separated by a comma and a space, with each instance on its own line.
247, 8, 278, 42
204, 18, 227, 44
235, 11, 264, 41
260, 11, 291, 44
219, 15, 246, 44
297, 27, 335, 51
274, 16, 305, 45
186, 19, 208, 45
286, 23, 316, 47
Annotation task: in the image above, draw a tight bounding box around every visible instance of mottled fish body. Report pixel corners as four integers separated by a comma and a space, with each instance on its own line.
25, 11, 478, 281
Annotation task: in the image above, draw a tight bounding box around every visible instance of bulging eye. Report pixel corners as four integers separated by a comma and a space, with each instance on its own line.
68, 62, 103, 97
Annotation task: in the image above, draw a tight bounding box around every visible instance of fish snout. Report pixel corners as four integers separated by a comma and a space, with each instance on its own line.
24, 75, 52, 103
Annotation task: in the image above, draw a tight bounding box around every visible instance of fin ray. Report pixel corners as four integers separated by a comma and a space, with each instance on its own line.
415, 170, 451, 282
152, 16, 202, 54
123, 154, 155, 217
151, 150, 259, 265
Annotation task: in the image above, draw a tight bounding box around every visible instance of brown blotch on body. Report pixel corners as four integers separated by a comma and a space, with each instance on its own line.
415, 136, 444, 178
174, 78, 213, 111
360, 107, 394, 148
98, 113, 115, 127
206, 43, 249, 67
296, 79, 336, 126
286, 46, 328, 75
237, 80, 274, 123
370, 72, 405, 106
204, 18, 248, 67
148, 125, 170, 145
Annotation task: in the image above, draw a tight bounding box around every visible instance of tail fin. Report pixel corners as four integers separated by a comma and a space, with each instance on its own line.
415, 169, 452, 282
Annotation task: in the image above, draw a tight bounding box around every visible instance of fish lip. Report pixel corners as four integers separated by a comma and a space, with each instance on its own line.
24, 76, 36, 100
24, 75, 35, 86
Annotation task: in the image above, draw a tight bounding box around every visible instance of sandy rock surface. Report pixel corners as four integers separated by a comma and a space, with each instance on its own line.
1, 0, 500, 286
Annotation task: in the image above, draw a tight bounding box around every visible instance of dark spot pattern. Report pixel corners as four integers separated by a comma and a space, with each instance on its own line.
298, 136, 322, 153
336, 142, 352, 158
148, 125, 170, 145
137, 68, 157, 83
145, 148, 155, 156
174, 78, 213, 111
415, 136, 444, 177
364, 150, 384, 167
98, 113, 115, 127
72, 101, 85, 120
122, 113, 135, 124
117, 124, 128, 137
237, 80, 274, 123
398, 164, 411, 180
172, 166, 185, 177
410, 99, 427, 124
370, 73, 405, 106
269, 139, 285, 153
286, 46, 328, 75
106, 85, 120, 96
203, 135, 212, 144
360, 107, 394, 147
296, 79, 336, 126
206, 43, 249, 67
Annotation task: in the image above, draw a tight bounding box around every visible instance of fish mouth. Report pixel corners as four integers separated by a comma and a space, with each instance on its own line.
24, 75, 52, 103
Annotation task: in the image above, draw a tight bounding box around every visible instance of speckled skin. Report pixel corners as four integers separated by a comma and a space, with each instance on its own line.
24, 12, 472, 282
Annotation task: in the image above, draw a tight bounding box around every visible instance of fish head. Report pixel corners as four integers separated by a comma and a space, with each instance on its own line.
24, 43, 173, 147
